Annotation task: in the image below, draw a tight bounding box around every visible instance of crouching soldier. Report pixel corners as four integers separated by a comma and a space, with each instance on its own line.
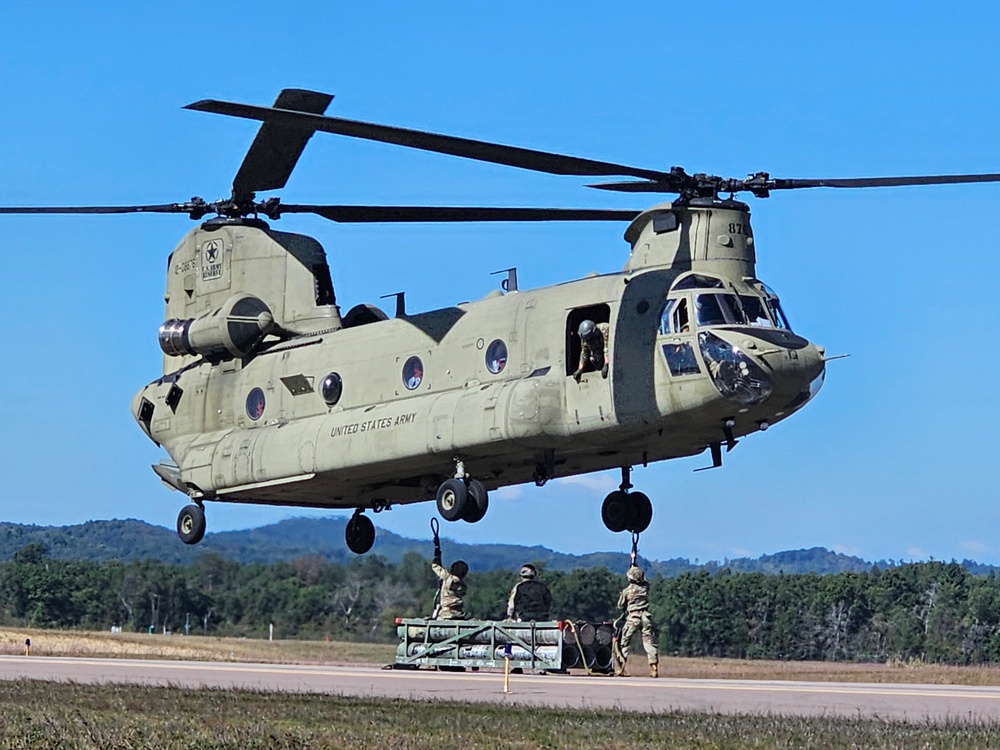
616, 565, 658, 678
506, 564, 552, 621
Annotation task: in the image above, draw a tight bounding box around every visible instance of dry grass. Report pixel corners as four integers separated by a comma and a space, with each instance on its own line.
0, 627, 394, 665
6, 626, 1000, 686
0, 679, 997, 749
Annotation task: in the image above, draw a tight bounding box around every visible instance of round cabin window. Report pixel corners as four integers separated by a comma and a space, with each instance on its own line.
321, 372, 343, 406
246, 387, 266, 421
486, 339, 507, 374
402, 356, 423, 390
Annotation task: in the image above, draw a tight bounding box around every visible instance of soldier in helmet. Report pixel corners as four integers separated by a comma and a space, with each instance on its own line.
430, 543, 469, 620
506, 563, 552, 621
616, 565, 659, 678
573, 319, 611, 382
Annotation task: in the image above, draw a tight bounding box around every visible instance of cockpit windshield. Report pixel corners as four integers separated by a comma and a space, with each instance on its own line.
695, 294, 746, 326
658, 275, 792, 334
738, 295, 775, 327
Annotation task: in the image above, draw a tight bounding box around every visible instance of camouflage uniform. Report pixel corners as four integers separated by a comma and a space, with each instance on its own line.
506, 565, 552, 620
577, 321, 610, 375
431, 555, 468, 620
617, 566, 658, 675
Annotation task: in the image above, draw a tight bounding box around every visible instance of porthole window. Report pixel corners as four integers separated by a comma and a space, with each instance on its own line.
246, 387, 266, 421
321, 372, 343, 406
402, 356, 423, 390
486, 339, 507, 374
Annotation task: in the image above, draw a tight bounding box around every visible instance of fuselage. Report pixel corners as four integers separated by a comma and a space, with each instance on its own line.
132, 199, 825, 510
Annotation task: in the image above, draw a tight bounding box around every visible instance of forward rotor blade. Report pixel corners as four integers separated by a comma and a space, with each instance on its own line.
231, 89, 334, 200
278, 205, 641, 223
766, 173, 1000, 189
0, 204, 190, 215
186, 95, 675, 182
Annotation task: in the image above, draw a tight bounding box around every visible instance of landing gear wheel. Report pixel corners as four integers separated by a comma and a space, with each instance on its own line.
462, 479, 489, 523
345, 513, 376, 554
176, 504, 206, 545
601, 491, 634, 533
436, 478, 469, 522
628, 492, 652, 534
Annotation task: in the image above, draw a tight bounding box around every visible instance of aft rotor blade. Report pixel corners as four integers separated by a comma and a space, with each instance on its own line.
278, 205, 642, 223
0, 204, 190, 215
185, 95, 675, 182
590, 172, 1000, 194
231, 89, 334, 200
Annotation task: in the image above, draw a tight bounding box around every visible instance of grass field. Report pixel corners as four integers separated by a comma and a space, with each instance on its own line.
5, 626, 1000, 686
0, 679, 997, 750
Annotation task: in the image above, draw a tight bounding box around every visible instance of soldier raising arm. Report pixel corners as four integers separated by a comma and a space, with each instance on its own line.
616, 565, 659, 678
430, 535, 469, 620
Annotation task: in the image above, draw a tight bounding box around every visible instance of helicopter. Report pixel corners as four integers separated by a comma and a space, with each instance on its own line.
4, 88, 1000, 555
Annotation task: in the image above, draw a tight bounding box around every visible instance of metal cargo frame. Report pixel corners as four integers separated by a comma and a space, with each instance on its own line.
394, 618, 565, 671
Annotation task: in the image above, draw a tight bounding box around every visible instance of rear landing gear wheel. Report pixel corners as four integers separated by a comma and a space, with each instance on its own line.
177, 504, 206, 545
601, 491, 633, 533
436, 478, 468, 521
345, 512, 375, 554
628, 492, 652, 534
462, 479, 489, 523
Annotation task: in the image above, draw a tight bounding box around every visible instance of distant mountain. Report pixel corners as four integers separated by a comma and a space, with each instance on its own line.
0, 518, 988, 576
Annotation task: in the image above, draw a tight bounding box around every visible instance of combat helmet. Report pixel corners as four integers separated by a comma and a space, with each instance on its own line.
578, 320, 596, 338
519, 563, 537, 579
450, 560, 469, 578
627, 565, 645, 583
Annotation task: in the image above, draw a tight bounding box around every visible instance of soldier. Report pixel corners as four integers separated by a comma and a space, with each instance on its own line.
573, 319, 610, 382
616, 565, 659, 678
506, 564, 552, 621
431, 542, 469, 620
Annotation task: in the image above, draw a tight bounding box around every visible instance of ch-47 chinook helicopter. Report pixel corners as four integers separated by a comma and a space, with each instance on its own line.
5, 88, 1000, 555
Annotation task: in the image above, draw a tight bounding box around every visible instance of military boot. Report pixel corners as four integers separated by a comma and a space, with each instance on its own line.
650, 663, 658, 679
614, 660, 628, 677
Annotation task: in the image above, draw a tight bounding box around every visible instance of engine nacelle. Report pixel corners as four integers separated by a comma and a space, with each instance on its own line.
159, 294, 274, 361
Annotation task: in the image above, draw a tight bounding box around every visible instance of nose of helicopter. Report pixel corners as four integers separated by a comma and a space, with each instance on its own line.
698, 328, 826, 422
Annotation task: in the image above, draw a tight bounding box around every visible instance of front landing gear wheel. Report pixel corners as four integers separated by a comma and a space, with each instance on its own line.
462, 479, 489, 523
345, 513, 376, 554
601, 491, 633, 533
177, 504, 206, 545
436, 478, 468, 521
628, 492, 652, 534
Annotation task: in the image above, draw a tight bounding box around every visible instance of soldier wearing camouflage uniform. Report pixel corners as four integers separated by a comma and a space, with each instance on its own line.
431, 549, 469, 620
616, 565, 658, 678
573, 320, 610, 382
506, 564, 552, 621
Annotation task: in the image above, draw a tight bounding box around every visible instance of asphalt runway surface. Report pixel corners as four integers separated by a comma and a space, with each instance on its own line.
1, 655, 998, 722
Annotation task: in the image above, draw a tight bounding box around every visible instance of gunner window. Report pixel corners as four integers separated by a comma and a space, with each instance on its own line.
658, 297, 690, 335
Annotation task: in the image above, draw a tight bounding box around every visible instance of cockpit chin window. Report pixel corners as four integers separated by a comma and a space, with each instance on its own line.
699, 332, 773, 405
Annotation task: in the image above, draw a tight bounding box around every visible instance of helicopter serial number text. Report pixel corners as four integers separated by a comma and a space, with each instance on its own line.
728, 222, 750, 235
330, 412, 417, 438
174, 258, 198, 275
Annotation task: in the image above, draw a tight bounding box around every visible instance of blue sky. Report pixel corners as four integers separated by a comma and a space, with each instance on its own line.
1, 2, 999, 565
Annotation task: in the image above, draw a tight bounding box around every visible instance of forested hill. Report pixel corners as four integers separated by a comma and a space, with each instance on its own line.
0, 518, 987, 575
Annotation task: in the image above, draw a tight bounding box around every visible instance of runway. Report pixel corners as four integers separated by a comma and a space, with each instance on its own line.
1, 655, 997, 722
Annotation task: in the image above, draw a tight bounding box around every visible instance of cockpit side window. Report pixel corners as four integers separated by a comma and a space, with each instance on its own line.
768, 298, 791, 330
757, 282, 792, 330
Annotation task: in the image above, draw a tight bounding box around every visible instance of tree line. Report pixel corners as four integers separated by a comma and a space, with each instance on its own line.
3, 542, 1000, 664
